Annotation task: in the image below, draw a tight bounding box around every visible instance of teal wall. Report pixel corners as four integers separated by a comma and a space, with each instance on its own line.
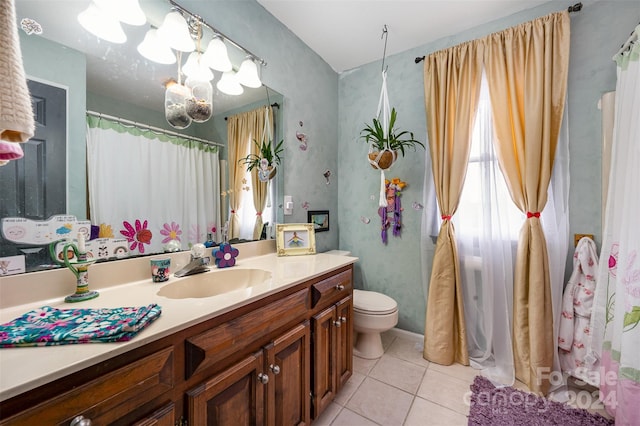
19, 1, 639, 336
338, 1, 640, 333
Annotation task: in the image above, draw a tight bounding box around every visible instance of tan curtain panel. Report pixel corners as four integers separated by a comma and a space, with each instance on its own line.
423, 40, 483, 366
483, 11, 570, 394
250, 106, 274, 240
227, 109, 258, 239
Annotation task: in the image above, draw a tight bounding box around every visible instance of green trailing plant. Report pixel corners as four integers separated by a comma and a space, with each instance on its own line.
241, 138, 284, 172
359, 107, 424, 156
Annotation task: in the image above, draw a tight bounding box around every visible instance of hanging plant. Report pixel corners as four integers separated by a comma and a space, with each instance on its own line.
240, 138, 284, 181
360, 107, 424, 170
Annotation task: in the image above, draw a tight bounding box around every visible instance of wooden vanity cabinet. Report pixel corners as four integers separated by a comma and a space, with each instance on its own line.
0, 265, 353, 426
310, 270, 353, 419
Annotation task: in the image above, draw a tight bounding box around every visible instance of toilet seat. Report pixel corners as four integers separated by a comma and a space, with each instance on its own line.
353, 289, 397, 315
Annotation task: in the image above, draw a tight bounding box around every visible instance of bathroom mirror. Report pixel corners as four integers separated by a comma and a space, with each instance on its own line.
1, 0, 284, 274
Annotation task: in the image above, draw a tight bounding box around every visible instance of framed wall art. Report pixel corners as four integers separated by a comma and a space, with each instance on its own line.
307, 210, 329, 233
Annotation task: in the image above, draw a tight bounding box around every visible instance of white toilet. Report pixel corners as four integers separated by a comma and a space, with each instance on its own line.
325, 250, 399, 360
352, 289, 398, 359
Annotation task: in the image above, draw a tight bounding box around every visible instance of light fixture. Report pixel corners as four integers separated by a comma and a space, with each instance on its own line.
217, 71, 244, 96
137, 29, 176, 65
78, 2, 126, 44
202, 36, 232, 72
182, 52, 214, 81
94, 0, 146, 26
236, 57, 262, 88
157, 11, 195, 52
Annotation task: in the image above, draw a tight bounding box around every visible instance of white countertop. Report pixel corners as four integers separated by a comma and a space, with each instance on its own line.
0, 252, 357, 401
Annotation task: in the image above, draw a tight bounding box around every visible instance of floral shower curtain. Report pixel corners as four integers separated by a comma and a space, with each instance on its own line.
86, 115, 221, 254
589, 25, 640, 423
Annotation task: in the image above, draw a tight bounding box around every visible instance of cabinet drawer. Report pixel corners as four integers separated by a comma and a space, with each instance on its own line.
186, 288, 309, 379
2, 347, 174, 426
311, 269, 352, 309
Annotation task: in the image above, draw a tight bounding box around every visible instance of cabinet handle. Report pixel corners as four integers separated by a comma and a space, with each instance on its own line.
335, 284, 345, 291
340, 316, 347, 323
333, 320, 342, 328
270, 364, 281, 375
257, 373, 269, 384
70, 416, 92, 426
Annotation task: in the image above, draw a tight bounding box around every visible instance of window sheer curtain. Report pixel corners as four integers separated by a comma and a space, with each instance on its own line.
422, 11, 571, 394
86, 115, 221, 254
455, 76, 570, 388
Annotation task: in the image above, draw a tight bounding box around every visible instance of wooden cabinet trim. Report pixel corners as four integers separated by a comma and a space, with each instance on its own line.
185, 288, 309, 379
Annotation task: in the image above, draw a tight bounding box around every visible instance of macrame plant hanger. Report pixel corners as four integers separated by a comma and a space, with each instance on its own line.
368, 25, 394, 208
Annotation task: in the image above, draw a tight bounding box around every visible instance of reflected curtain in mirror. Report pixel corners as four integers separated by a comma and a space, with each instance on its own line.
227, 105, 273, 240
86, 115, 221, 255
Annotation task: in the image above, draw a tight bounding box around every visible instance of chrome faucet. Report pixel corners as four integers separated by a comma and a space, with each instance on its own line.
174, 244, 211, 277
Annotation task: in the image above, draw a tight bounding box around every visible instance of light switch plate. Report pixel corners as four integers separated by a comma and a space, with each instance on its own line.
284, 195, 293, 215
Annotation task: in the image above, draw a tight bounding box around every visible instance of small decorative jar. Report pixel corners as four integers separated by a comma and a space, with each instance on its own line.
165, 80, 192, 129
185, 77, 213, 123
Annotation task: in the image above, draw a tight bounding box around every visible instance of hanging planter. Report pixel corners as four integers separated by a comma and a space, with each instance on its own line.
240, 138, 283, 182
368, 149, 397, 170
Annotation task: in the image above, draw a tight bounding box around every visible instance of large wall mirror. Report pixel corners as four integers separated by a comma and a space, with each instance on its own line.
1, 0, 284, 274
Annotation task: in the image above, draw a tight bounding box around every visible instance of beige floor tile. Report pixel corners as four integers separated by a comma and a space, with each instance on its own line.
381, 330, 397, 351
405, 396, 468, 426
368, 354, 426, 394
346, 377, 414, 425
417, 369, 472, 415
385, 337, 430, 368
331, 407, 380, 426
353, 354, 379, 375
428, 361, 479, 383
334, 371, 366, 406
313, 402, 343, 426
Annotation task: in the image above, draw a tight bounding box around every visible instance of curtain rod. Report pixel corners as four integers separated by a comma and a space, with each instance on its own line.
414, 2, 583, 64
86, 110, 224, 147
169, 0, 266, 67
224, 102, 280, 121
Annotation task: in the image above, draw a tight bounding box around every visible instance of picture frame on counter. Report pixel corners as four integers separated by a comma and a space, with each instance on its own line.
276, 223, 316, 256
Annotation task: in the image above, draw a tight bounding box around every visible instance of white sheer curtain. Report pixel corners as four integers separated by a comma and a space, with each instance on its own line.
448, 75, 570, 387
589, 32, 640, 422
86, 116, 221, 254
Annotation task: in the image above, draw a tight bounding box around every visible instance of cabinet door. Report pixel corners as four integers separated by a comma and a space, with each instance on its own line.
335, 296, 353, 392
265, 322, 310, 426
311, 306, 336, 418
186, 351, 267, 426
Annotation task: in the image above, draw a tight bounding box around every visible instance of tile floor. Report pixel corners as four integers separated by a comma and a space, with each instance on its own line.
313, 329, 612, 426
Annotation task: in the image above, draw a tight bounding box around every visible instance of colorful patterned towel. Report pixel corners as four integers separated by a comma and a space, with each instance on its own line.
0, 304, 162, 347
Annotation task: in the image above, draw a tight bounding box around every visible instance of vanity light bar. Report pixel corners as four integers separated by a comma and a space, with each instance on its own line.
168, 0, 267, 67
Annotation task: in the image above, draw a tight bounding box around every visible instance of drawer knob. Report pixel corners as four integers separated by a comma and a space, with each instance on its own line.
270, 364, 281, 375
257, 373, 269, 384
70, 416, 92, 426
333, 320, 342, 328
340, 316, 347, 323
335, 284, 345, 291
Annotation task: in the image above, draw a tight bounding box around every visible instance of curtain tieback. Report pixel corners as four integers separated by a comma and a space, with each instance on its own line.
441, 215, 452, 221
256, 212, 262, 216
526, 211, 540, 218
230, 210, 236, 214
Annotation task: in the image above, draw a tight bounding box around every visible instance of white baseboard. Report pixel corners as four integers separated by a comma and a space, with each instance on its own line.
386, 327, 424, 343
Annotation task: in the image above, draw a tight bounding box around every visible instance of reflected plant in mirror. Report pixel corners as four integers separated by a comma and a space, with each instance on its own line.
1, 0, 284, 274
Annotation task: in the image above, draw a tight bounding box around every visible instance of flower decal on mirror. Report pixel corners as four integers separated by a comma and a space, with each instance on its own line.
213, 243, 239, 268
120, 219, 152, 254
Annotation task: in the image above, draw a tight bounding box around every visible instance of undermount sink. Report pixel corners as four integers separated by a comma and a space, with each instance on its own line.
156, 268, 272, 299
